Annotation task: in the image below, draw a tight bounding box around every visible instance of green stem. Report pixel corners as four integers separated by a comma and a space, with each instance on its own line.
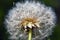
28, 29, 32, 40
47, 37, 51, 40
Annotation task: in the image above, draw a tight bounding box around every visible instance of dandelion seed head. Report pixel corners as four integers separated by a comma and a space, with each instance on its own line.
5, 1, 56, 40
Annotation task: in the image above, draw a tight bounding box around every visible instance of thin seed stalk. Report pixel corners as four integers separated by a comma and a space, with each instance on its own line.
28, 29, 32, 40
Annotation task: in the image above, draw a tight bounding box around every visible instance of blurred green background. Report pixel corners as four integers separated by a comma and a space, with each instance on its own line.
0, 0, 60, 40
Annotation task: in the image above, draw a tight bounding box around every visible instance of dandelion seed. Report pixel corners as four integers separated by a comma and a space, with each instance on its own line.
5, 1, 56, 40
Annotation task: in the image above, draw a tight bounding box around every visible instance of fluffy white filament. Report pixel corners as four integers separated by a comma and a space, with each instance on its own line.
5, 1, 56, 40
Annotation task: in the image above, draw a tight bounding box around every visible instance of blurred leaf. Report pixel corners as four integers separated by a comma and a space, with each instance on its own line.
43, 0, 59, 8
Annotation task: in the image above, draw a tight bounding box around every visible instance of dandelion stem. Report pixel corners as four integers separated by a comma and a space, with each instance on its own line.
28, 29, 32, 40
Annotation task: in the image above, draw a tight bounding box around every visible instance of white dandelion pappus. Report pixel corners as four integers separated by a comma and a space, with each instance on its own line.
5, 1, 56, 40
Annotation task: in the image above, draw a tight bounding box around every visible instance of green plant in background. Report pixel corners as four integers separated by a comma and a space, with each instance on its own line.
41, 0, 59, 8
